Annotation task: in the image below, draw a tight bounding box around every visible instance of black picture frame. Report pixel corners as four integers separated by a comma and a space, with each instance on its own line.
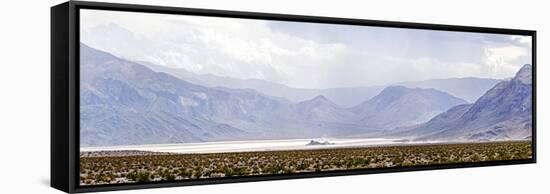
51, 1, 537, 193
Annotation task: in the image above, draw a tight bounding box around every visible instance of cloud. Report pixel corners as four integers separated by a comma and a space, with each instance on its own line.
483, 45, 531, 78
510, 35, 532, 46
80, 9, 532, 89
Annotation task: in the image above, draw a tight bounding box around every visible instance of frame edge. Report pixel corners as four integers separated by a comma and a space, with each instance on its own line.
51, 1, 72, 193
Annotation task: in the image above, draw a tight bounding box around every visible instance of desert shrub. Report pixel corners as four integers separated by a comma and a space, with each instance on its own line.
126, 171, 151, 182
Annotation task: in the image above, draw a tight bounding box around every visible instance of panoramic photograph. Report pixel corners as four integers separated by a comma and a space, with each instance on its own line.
78, 9, 533, 186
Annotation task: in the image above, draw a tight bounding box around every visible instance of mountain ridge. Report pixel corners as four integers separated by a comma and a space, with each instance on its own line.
349, 86, 468, 130
400, 64, 533, 141
144, 63, 500, 107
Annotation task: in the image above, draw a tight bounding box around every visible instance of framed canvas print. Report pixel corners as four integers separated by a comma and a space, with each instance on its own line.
51, 1, 536, 193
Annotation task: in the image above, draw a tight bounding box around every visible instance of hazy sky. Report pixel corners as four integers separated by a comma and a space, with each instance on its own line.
80, 9, 532, 89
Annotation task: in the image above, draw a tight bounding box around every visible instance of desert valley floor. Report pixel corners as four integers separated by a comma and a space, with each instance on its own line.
79, 140, 532, 186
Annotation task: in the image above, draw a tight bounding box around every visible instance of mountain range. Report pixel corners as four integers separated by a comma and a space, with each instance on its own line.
349, 86, 467, 129
80, 43, 369, 146
396, 64, 533, 141
144, 63, 499, 107
80, 43, 531, 146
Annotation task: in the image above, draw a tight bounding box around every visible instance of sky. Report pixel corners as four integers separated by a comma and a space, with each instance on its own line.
80, 9, 532, 89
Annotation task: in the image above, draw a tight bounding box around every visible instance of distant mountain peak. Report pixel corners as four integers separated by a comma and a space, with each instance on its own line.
311, 95, 329, 101
514, 64, 532, 84
299, 95, 339, 108
374, 86, 411, 101
292, 94, 359, 124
